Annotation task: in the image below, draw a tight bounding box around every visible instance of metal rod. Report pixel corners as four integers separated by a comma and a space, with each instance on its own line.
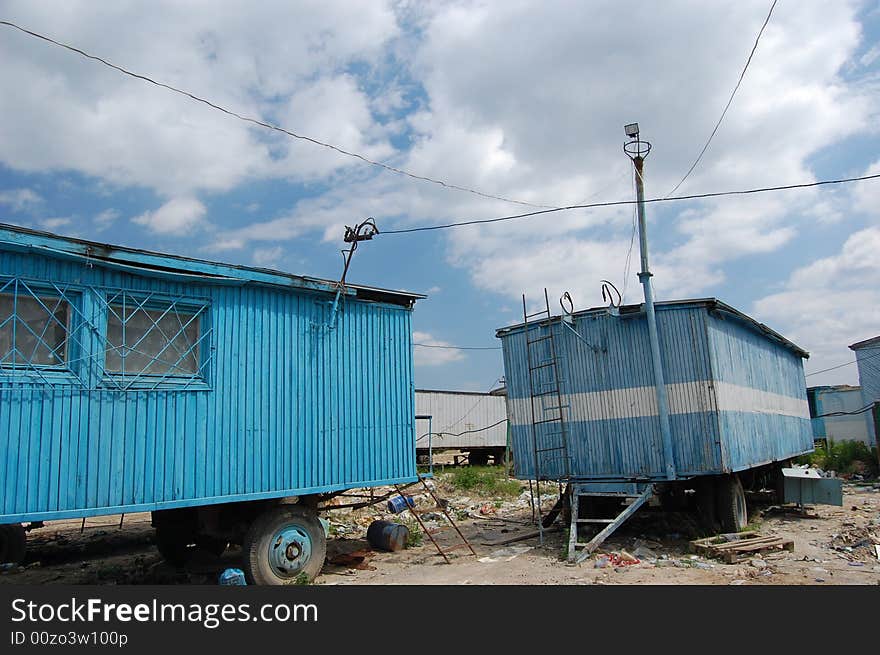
632, 155, 676, 481
428, 416, 433, 477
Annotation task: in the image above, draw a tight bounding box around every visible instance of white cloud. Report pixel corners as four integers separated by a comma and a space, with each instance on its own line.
0, 188, 43, 213
0, 1, 400, 196
39, 217, 71, 231
210, 0, 874, 316
1, 0, 878, 381
93, 208, 119, 230
412, 331, 466, 366
132, 197, 207, 235
753, 226, 880, 384
252, 246, 284, 269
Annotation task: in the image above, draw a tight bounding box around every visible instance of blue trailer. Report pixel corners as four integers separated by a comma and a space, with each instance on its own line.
497, 296, 816, 559
849, 335, 880, 446
0, 223, 422, 582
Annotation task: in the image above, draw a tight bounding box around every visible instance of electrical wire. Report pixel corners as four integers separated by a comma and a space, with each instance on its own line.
413, 342, 501, 350
416, 418, 508, 443
621, 163, 640, 303
805, 349, 880, 377
665, 0, 778, 198
0, 19, 553, 210
436, 377, 504, 433
382, 172, 880, 235
814, 403, 876, 418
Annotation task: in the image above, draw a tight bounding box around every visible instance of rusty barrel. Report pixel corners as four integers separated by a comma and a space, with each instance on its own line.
366, 520, 409, 552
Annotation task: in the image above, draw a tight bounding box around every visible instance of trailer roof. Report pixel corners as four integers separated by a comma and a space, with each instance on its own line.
849, 335, 880, 350
0, 222, 425, 307
495, 297, 809, 358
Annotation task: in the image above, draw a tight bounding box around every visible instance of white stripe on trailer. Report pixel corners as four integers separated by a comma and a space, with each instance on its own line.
508, 381, 809, 425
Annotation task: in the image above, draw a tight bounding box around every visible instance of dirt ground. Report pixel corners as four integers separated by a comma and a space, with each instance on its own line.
2, 477, 878, 586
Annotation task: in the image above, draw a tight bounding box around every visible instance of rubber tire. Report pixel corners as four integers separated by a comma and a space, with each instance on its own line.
468, 451, 489, 467
416, 453, 431, 466
0, 524, 26, 564
243, 506, 326, 585
155, 526, 195, 567
716, 474, 748, 533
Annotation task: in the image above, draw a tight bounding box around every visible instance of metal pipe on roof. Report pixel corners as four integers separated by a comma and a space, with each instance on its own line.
628, 132, 676, 481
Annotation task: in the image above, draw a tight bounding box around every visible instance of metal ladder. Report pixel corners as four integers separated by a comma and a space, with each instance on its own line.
568, 482, 653, 563
522, 289, 571, 544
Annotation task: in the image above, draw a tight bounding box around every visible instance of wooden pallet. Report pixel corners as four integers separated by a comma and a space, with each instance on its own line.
690, 531, 794, 564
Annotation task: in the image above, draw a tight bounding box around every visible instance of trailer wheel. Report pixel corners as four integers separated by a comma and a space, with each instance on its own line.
716, 475, 748, 532
468, 451, 489, 466
0, 524, 26, 564
243, 506, 326, 585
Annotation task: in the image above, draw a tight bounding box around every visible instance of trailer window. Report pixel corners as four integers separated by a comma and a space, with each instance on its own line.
0, 292, 70, 367
104, 300, 203, 376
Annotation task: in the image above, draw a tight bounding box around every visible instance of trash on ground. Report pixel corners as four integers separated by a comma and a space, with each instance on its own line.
690, 531, 794, 564
327, 549, 376, 570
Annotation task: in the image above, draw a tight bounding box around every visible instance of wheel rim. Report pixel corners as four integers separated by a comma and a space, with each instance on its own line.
268, 524, 312, 578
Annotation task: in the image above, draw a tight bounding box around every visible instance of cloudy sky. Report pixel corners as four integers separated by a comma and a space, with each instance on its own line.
0, 0, 878, 391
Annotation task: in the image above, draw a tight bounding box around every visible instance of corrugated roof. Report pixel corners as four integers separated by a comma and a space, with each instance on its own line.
0, 222, 425, 307
496, 297, 809, 358
849, 335, 880, 350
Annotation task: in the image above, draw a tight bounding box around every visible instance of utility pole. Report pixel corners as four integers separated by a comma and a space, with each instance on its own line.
624, 123, 676, 481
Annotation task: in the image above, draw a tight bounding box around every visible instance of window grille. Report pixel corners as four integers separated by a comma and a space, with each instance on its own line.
0, 277, 76, 380
0, 276, 212, 391
102, 291, 211, 389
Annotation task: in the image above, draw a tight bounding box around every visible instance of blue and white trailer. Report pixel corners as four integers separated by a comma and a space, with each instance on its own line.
850, 335, 880, 447
497, 297, 819, 558
0, 223, 422, 583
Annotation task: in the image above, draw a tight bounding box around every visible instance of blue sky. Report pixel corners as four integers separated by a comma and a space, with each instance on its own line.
1, 0, 879, 392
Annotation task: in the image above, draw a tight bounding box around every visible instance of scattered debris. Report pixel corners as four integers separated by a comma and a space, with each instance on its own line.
592, 551, 641, 568
690, 531, 794, 564
327, 550, 376, 570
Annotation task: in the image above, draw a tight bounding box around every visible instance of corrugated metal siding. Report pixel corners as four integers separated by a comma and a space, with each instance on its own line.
500, 302, 810, 481
705, 312, 813, 471
414, 391, 507, 449
809, 387, 871, 444
0, 249, 417, 522
853, 343, 880, 445
502, 306, 721, 479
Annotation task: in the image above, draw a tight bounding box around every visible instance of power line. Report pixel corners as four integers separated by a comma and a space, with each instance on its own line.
0, 19, 553, 210
382, 172, 880, 235
414, 342, 501, 350
440, 376, 503, 432
665, 0, 778, 198
620, 163, 640, 303
814, 403, 875, 419
416, 418, 508, 443
805, 349, 880, 377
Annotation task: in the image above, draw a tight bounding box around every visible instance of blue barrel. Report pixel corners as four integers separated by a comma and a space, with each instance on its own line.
387, 495, 415, 514
366, 520, 410, 552
219, 568, 247, 585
